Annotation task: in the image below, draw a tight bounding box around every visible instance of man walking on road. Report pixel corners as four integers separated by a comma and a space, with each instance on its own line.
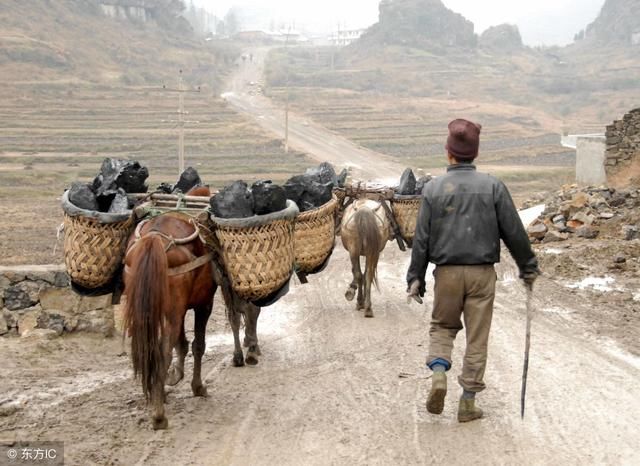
406, 119, 539, 422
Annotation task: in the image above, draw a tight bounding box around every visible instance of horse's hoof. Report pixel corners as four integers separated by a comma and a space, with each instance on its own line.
245, 352, 259, 366
192, 384, 208, 397
357, 302, 365, 311
166, 367, 184, 386
254, 344, 262, 356
364, 309, 374, 318
245, 345, 260, 365
345, 288, 355, 301
233, 351, 245, 367
152, 416, 168, 430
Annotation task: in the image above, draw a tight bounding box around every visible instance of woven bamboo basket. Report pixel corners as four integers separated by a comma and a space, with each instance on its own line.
390, 195, 422, 243
333, 187, 346, 205
62, 192, 134, 289
208, 201, 298, 302
294, 196, 338, 273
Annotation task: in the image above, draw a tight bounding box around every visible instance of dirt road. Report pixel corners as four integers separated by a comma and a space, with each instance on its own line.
1, 49, 639, 465
1, 243, 639, 465
222, 48, 404, 181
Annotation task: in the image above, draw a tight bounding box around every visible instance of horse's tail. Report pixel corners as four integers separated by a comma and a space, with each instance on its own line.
354, 208, 383, 290
123, 235, 169, 400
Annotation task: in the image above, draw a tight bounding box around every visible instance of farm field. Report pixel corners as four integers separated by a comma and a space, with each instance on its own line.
0, 84, 312, 265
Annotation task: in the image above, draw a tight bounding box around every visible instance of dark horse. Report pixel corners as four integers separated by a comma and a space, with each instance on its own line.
123, 208, 261, 430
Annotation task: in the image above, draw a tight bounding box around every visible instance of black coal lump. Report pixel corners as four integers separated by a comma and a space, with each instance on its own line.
252, 180, 287, 215
397, 168, 416, 195
210, 180, 254, 219
415, 175, 432, 195
173, 167, 202, 194
108, 188, 129, 213
68, 182, 98, 211
93, 158, 148, 197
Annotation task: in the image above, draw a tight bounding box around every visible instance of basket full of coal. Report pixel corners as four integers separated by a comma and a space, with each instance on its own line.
288, 163, 344, 275
208, 180, 299, 305
61, 158, 148, 290
390, 168, 431, 244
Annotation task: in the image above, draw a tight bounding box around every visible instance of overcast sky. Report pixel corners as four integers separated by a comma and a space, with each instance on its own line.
194, 0, 605, 45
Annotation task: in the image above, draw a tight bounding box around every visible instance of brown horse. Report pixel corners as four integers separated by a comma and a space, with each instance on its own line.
123, 188, 263, 429
340, 199, 391, 317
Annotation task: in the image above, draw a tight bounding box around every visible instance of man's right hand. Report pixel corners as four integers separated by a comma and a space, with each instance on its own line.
407, 280, 423, 304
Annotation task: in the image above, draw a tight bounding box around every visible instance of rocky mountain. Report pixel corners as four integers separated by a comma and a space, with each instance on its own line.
0, 0, 236, 87
357, 0, 476, 51
479, 24, 523, 52
581, 0, 640, 45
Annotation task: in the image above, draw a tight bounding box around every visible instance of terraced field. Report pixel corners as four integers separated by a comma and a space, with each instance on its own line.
0, 84, 312, 265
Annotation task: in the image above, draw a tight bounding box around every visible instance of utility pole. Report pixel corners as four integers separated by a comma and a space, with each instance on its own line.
284, 25, 292, 153
162, 70, 200, 176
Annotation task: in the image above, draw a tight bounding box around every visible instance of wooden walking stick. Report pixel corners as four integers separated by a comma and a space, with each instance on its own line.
521, 285, 533, 419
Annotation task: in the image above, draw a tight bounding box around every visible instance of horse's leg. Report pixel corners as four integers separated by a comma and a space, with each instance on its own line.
166, 321, 188, 386
345, 251, 361, 305
356, 256, 365, 311
228, 303, 245, 367
364, 255, 375, 318
243, 303, 261, 365
191, 301, 212, 397
364, 252, 380, 317
151, 337, 172, 430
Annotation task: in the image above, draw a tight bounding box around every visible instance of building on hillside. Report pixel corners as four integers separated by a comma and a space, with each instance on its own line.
328, 29, 365, 46
99, 1, 151, 22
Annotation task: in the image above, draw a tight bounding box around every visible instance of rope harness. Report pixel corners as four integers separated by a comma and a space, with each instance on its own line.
124, 218, 214, 277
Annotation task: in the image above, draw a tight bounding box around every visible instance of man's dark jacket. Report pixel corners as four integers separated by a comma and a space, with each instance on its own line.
406, 164, 538, 296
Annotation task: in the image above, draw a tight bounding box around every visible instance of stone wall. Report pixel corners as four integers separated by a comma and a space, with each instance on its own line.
605, 108, 640, 176
1, 265, 115, 339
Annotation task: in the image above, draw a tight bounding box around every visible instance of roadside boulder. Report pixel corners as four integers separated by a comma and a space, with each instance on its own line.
527, 222, 547, 240
576, 226, 599, 239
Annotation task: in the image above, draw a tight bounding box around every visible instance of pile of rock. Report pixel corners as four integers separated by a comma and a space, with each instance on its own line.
211, 180, 287, 218
210, 163, 347, 219
284, 162, 347, 212
67, 158, 148, 213
527, 184, 640, 243
395, 168, 432, 196
1, 265, 114, 338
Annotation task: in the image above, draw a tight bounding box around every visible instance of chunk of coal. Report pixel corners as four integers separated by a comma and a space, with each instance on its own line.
396, 168, 416, 195
68, 182, 98, 211
336, 168, 348, 187
108, 189, 130, 214
252, 180, 287, 215
210, 180, 254, 219
173, 167, 202, 194
156, 182, 173, 194
284, 174, 333, 212
306, 162, 338, 185
415, 175, 432, 195
96, 193, 116, 213
93, 158, 149, 197
300, 181, 333, 212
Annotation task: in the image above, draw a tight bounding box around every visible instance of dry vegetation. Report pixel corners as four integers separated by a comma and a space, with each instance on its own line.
263, 40, 638, 200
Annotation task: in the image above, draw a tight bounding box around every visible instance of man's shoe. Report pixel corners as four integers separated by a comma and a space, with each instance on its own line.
426, 372, 447, 414
458, 398, 483, 422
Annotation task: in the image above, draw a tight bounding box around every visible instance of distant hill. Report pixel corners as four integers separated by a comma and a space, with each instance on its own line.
0, 0, 237, 88
580, 0, 640, 45
357, 0, 476, 52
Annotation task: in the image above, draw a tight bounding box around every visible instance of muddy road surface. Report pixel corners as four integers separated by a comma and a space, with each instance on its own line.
1, 243, 638, 465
